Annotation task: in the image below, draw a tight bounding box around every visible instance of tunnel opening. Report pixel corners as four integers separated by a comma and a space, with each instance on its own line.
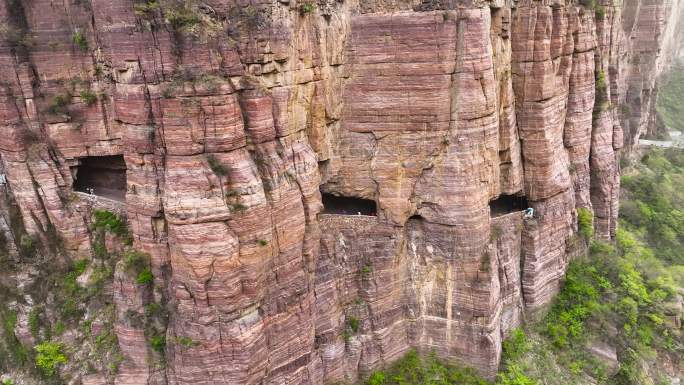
73, 155, 127, 202
490, 194, 528, 217
321, 193, 377, 216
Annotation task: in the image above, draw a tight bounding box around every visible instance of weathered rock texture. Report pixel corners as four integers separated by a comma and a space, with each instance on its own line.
0, 0, 679, 384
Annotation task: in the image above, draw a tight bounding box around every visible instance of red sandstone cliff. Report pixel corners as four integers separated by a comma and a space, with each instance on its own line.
0, 0, 679, 384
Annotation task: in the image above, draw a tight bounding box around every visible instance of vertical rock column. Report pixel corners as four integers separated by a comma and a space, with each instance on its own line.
511, 4, 576, 310
410, 8, 503, 376
564, 10, 597, 211
591, 2, 621, 240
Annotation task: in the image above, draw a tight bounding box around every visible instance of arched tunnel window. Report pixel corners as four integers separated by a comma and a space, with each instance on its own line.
321, 192, 377, 216
490, 194, 528, 217
73, 155, 127, 202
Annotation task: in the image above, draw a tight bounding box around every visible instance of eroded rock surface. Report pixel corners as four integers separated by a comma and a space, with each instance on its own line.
0, 0, 680, 384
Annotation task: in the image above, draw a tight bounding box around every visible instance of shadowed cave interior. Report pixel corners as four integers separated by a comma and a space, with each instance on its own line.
321, 192, 377, 216
73, 155, 127, 202
489, 194, 529, 217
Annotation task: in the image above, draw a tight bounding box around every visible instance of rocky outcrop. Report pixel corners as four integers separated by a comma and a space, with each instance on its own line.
0, 0, 679, 384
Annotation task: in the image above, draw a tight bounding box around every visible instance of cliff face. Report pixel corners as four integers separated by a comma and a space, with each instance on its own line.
0, 0, 677, 384
620, 0, 684, 143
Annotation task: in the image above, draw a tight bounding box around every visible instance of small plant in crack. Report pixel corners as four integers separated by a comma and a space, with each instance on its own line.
300, 3, 315, 14
47, 93, 71, 115
72, 30, 88, 51
206, 154, 228, 176
149, 334, 166, 353
347, 316, 360, 333
231, 203, 248, 213
133, 0, 160, 17
361, 263, 373, 277
176, 336, 199, 348
80, 89, 98, 106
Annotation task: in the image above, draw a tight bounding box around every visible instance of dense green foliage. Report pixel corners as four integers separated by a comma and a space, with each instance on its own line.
576, 208, 594, 240
500, 148, 684, 385
136, 268, 154, 285
360, 350, 487, 385
620, 149, 684, 264
150, 334, 166, 353
1, 308, 28, 367
656, 65, 684, 132
59, 259, 93, 321
92, 210, 128, 237
34, 342, 67, 376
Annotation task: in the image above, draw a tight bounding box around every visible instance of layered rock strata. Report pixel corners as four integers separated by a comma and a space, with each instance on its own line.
0, 0, 677, 384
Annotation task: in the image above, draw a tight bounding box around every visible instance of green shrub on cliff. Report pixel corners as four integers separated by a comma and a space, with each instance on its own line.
206, 154, 228, 176
164, 1, 200, 30
346, 316, 359, 333
133, 0, 160, 17
367, 372, 385, 385
79, 89, 98, 106
72, 30, 88, 51
28, 307, 41, 339
63, 259, 88, 297
34, 341, 67, 376
46, 93, 71, 115
92, 210, 127, 236
123, 249, 151, 277
136, 268, 154, 285
576, 208, 594, 240
360, 350, 487, 385
300, 3, 315, 14
496, 364, 537, 385
176, 336, 198, 348
595, 70, 608, 109
1, 308, 28, 366
502, 329, 529, 361
595, 5, 606, 21
150, 334, 166, 353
